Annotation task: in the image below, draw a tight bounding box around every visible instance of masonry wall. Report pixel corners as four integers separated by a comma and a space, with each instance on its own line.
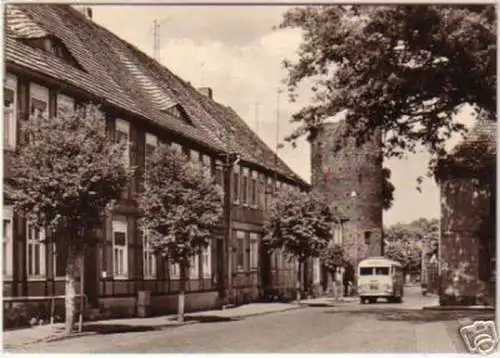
310, 121, 384, 267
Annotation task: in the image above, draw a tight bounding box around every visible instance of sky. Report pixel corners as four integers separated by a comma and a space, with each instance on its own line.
90, 4, 477, 227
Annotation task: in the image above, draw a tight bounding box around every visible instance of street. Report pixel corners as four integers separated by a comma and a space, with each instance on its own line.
8, 286, 494, 354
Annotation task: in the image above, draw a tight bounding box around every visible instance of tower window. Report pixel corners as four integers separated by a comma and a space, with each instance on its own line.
364, 231, 371, 245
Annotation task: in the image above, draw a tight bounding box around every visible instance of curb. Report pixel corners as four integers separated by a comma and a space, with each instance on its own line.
5, 306, 303, 350
423, 305, 495, 312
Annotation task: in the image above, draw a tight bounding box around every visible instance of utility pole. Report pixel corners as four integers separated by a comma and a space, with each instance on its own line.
153, 17, 171, 61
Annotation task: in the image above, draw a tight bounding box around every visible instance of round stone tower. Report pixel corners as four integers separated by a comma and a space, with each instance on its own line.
310, 120, 384, 267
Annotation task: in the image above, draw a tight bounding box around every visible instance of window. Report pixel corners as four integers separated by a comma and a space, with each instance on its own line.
27, 223, 46, 279
115, 119, 130, 168
171, 142, 182, 154
249, 233, 259, 269
56, 93, 75, 117
29, 83, 49, 117
215, 160, 223, 186
375, 267, 390, 275
364, 231, 371, 245
333, 224, 344, 245
202, 154, 211, 178
233, 165, 240, 204
3, 206, 13, 278
359, 267, 373, 276
258, 175, 265, 209
170, 260, 180, 279
4, 74, 17, 149
202, 242, 211, 278
235, 230, 245, 270
265, 177, 273, 209
251, 171, 258, 207
189, 254, 199, 279
143, 231, 157, 279
112, 217, 128, 279
242, 168, 249, 205
145, 132, 158, 174
190, 149, 200, 166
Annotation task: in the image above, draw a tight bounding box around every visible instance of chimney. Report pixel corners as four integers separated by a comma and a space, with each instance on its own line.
197, 87, 213, 100
74, 6, 93, 19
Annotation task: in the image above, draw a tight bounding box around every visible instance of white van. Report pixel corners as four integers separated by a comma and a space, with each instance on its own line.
357, 257, 404, 304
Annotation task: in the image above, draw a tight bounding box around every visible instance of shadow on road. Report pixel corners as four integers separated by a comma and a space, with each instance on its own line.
324, 308, 495, 324
174, 315, 241, 324
83, 324, 160, 335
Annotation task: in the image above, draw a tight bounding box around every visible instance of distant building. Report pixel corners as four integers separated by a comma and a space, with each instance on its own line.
309, 121, 384, 291
434, 119, 496, 306
3, 4, 308, 325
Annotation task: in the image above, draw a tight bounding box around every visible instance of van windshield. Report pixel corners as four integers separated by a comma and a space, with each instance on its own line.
359, 267, 390, 276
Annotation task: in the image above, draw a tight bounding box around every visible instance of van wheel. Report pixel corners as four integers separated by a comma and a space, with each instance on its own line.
360, 297, 366, 304
368, 297, 377, 304
395, 296, 403, 303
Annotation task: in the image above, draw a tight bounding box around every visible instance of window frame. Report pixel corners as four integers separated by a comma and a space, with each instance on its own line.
242, 167, 249, 206
235, 230, 246, 271
112, 216, 128, 279
249, 232, 259, 269
3, 206, 14, 279
29, 82, 49, 117
26, 222, 46, 281
202, 154, 211, 178
144, 132, 158, 174
56, 93, 75, 117
202, 241, 211, 278
115, 118, 131, 168
250, 171, 258, 208
189, 253, 200, 279
52, 240, 67, 281
233, 164, 240, 204
170, 259, 180, 280
142, 230, 157, 279
4, 73, 18, 149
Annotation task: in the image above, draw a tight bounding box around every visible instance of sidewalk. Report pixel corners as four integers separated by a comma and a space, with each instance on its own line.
3, 302, 301, 350
299, 296, 358, 307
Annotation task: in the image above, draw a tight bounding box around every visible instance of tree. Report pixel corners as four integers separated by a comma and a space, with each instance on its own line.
262, 188, 336, 302
11, 105, 132, 335
279, 5, 495, 178
320, 244, 349, 273
384, 218, 439, 275
138, 146, 223, 322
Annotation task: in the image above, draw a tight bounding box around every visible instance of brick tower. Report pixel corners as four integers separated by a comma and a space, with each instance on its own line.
310, 120, 384, 267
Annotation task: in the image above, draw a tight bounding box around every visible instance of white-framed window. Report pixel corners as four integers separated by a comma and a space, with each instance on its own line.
3, 206, 14, 278
26, 223, 46, 280
313, 257, 321, 284
333, 224, 344, 245
258, 174, 266, 209
251, 171, 258, 208
29, 82, 49, 117
202, 242, 211, 278
189, 254, 199, 279
233, 164, 240, 204
170, 260, 180, 279
190, 149, 200, 168
115, 118, 130, 168
4, 74, 17, 149
235, 230, 246, 270
249, 233, 259, 269
142, 230, 157, 279
56, 93, 75, 117
242, 167, 249, 206
145, 132, 158, 174
171, 142, 182, 154
112, 216, 128, 279
202, 154, 211, 178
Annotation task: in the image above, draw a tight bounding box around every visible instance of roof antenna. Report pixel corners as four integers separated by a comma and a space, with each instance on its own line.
153, 17, 170, 61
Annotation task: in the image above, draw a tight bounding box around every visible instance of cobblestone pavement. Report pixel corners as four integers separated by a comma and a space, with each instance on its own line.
7, 288, 495, 354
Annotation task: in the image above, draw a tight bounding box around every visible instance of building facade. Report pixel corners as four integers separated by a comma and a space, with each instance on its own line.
2, 4, 308, 325
435, 120, 496, 306
309, 121, 384, 289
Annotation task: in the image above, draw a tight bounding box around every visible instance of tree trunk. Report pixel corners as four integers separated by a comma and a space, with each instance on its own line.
64, 245, 79, 336
178, 263, 186, 323
296, 260, 302, 303
78, 253, 85, 333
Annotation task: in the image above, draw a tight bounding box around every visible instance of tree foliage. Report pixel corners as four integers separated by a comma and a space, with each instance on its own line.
137, 146, 223, 268
320, 244, 349, 271
11, 105, 132, 334
262, 188, 336, 262
279, 5, 496, 172
11, 105, 131, 240
384, 218, 439, 272
382, 167, 395, 210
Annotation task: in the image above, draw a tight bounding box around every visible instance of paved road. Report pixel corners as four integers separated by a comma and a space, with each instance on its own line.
9, 287, 494, 354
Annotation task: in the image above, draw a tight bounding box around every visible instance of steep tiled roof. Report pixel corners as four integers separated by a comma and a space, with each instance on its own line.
4, 4, 307, 186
